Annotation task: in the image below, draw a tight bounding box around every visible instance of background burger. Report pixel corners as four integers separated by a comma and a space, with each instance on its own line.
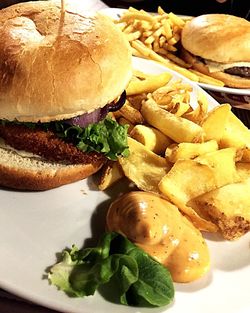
0, 1, 132, 190
181, 14, 250, 89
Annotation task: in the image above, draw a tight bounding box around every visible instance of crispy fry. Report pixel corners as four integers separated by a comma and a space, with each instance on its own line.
118, 117, 134, 134
164, 51, 190, 68
160, 148, 240, 205
117, 7, 229, 86
127, 94, 146, 110
119, 12, 155, 23
241, 148, 250, 162
130, 124, 172, 154
168, 12, 185, 27
189, 69, 225, 87
172, 102, 190, 116
141, 98, 204, 143
98, 162, 124, 191
132, 40, 200, 81
220, 111, 250, 149
191, 179, 250, 239
183, 91, 209, 124
119, 137, 171, 194
125, 31, 141, 41
166, 140, 218, 163
202, 104, 231, 141
126, 71, 172, 95
119, 101, 144, 125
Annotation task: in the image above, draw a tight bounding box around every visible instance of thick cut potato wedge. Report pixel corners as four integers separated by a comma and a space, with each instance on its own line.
220, 111, 250, 149
130, 124, 172, 154
192, 179, 250, 240
165, 140, 218, 163
201, 104, 231, 142
126, 72, 172, 95
119, 137, 171, 193
141, 98, 204, 143
160, 148, 240, 205
98, 162, 124, 191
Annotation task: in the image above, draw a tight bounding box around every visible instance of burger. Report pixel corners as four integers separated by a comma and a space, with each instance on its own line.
0, 1, 132, 190
181, 14, 250, 89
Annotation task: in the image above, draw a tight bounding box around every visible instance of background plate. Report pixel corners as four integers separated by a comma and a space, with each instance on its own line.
100, 8, 250, 110
0, 58, 249, 313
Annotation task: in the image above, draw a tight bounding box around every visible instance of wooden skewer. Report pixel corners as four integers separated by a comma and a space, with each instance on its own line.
61, 0, 65, 14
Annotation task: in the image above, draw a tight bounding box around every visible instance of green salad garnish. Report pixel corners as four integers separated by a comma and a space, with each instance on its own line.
0, 117, 129, 161
48, 232, 174, 307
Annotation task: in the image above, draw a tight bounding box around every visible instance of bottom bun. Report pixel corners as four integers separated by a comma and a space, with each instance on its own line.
0, 147, 104, 190
181, 49, 250, 89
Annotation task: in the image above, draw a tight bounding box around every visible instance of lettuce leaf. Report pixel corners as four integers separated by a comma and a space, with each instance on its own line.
48, 232, 174, 307
1, 117, 129, 161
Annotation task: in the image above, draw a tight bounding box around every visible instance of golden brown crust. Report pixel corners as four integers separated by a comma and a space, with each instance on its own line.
202, 205, 250, 240
181, 14, 250, 63
0, 123, 106, 165
181, 48, 250, 89
0, 1, 132, 122
0, 146, 104, 190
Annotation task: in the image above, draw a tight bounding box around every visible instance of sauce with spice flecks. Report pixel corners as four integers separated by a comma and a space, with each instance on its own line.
106, 191, 210, 283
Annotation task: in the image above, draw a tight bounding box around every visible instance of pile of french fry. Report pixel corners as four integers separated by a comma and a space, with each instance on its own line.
99, 71, 250, 240
115, 7, 225, 87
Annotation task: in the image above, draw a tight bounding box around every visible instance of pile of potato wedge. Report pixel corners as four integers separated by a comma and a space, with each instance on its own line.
99, 70, 250, 240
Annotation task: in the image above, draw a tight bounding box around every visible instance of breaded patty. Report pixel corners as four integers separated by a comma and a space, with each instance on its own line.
0, 124, 105, 165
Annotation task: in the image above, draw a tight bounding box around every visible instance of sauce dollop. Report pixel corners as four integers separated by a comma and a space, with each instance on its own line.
106, 191, 210, 283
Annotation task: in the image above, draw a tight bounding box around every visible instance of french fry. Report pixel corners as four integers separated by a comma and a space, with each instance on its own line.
119, 137, 171, 194
126, 71, 172, 95
171, 102, 190, 116
98, 162, 124, 191
183, 91, 208, 124
202, 104, 231, 141
141, 98, 204, 143
130, 124, 172, 154
236, 162, 250, 179
159, 148, 240, 205
171, 202, 218, 232
119, 12, 155, 23
168, 12, 185, 27
166, 140, 218, 163
127, 93, 146, 110
191, 179, 250, 239
119, 101, 144, 125
241, 148, 250, 162
131, 40, 200, 81
152, 81, 192, 111
126, 31, 141, 41
189, 69, 225, 87
118, 117, 134, 134
132, 69, 152, 79
220, 111, 250, 149
117, 7, 228, 87
164, 51, 190, 68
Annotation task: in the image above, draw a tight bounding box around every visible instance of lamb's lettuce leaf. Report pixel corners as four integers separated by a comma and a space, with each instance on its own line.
48, 232, 174, 307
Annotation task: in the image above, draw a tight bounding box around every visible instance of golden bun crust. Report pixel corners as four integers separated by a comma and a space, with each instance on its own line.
0, 145, 104, 190
0, 1, 132, 122
181, 48, 250, 89
181, 14, 250, 63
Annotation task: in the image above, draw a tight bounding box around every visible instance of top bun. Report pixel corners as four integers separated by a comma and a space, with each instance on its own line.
0, 1, 132, 122
181, 14, 250, 63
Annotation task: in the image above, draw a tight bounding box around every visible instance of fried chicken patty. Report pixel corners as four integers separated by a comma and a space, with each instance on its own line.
0, 124, 105, 165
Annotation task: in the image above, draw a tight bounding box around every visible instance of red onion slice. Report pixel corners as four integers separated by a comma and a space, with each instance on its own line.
106, 91, 126, 112
65, 91, 126, 128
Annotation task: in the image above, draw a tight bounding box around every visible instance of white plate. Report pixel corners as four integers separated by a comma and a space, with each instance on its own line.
100, 8, 250, 109
0, 58, 250, 313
